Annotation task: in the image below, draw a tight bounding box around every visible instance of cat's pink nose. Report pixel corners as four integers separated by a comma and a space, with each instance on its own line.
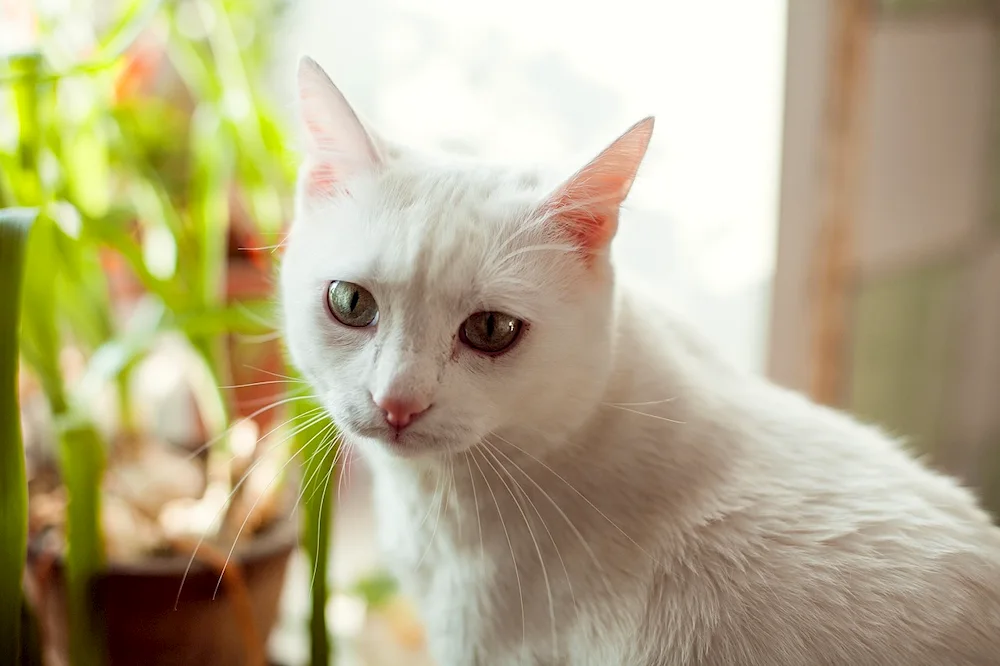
374, 395, 431, 430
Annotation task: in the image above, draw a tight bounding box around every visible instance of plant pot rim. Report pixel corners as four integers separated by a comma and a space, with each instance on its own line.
29, 514, 299, 579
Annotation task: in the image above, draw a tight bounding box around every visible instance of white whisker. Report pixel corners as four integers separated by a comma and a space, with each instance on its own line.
602, 403, 685, 425
309, 435, 338, 593
218, 379, 306, 390
211, 412, 334, 599
485, 435, 580, 611
238, 243, 286, 252
304, 430, 349, 510
183, 394, 317, 461
292, 425, 340, 516
602, 397, 677, 407
480, 439, 558, 658
450, 457, 462, 541
464, 450, 485, 561
416, 465, 449, 569
336, 439, 355, 506
174, 410, 328, 609
232, 302, 280, 330
242, 366, 304, 382
233, 330, 285, 345
415, 466, 444, 533
493, 214, 545, 256
251, 405, 324, 450
229, 390, 312, 411
489, 433, 661, 566
469, 445, 526, 652
495, 242, 578, 269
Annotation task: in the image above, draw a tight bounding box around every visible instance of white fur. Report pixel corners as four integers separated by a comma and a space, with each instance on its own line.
281, 58, 1000, 665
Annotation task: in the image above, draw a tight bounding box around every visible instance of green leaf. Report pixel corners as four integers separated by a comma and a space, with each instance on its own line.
189, 103, 231, 309
0, 207, 37, 660
8, 54, 45, 206
19, 215, 68, 413
82, 207, 184, 311
94, 0, 165, 63
75, 297, 166, 406
186, 103, 233, 396
0, 1, 164, 86
176, 299, 276, 338
51, 213, 116, 352
17, 215, 107, 666
64, 126, 111, 219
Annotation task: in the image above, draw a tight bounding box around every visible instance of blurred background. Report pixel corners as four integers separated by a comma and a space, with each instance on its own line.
1, 0, 998, 664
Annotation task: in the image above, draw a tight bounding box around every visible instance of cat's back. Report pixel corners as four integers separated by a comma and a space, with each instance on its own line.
613, 285, 1000, 664
715, 389, 1000, 664
648, 463, 1000, 666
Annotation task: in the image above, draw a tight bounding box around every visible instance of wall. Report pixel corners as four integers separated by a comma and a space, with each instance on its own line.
770, 1, 1000, 505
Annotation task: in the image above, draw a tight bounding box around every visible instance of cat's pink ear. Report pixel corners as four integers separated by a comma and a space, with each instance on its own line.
543, 117, 654, 256
297, 56, 380, 196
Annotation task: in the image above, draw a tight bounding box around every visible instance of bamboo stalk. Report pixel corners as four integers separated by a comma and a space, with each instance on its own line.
0, 207, 37, 665
296, 398, 337, 666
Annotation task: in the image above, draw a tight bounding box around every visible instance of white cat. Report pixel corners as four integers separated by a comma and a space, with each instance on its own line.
280, 56, 1000, 666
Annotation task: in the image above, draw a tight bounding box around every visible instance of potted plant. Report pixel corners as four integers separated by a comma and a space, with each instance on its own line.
0, 1, 339, 664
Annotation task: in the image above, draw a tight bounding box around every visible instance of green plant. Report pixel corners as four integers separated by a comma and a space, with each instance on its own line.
4, 53, 110, 664
1, 1, 341, 664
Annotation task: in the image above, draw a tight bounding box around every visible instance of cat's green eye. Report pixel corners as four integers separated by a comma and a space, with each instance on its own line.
327, 281, 379, 327
460, 312, 523, 354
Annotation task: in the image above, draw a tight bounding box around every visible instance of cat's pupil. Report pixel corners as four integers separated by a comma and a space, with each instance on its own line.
460, 311, 522, 354
327, 281, 378, 327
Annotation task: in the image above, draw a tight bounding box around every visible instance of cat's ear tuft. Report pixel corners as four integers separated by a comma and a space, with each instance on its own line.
543, 116, 654, 256
297, 56, 380, 196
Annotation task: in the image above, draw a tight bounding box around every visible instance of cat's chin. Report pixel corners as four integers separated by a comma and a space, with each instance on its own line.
346, 424, 471, 460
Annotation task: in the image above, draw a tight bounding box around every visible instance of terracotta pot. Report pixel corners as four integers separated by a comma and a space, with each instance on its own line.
25, 519, 297, 666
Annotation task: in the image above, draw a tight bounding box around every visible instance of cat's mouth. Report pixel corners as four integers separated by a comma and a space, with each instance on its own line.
344, 420, 437, 457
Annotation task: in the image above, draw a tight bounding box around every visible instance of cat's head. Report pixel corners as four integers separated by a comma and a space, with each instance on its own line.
280, 57, 653, 461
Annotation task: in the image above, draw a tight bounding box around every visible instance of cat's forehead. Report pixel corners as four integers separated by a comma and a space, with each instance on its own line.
362, 164, 548, 283
378, 161, 543, 210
